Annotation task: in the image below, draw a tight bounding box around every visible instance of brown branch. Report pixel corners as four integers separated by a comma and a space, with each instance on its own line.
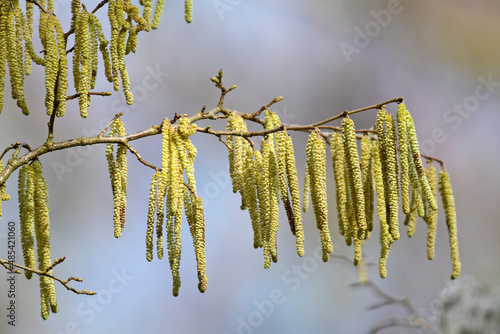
0, 258, 96, 296
66, 91, 112, 101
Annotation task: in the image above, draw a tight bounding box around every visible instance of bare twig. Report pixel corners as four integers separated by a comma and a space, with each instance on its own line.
0, 258, 96, 296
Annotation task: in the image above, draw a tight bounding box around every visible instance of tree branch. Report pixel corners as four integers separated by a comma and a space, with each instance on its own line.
0, 258, 96, 296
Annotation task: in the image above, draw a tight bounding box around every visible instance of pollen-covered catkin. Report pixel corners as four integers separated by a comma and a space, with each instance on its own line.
404, 193, 418, 237
439, 169, 461, 279
44, 15, 58, 116
32, 160, 58, 318
307, 131, 333, 262
406, 112, 437, 211
152, 0, 165, 29
397, 103, 410, 214
105, 118, 127, 239
361, 135, 374, 232
372, 140, 392, 278
330, 132, 351, 246
185, 0, 193, 23
146, 172, 159, 262
53, 16, 68, 118
384, 113, 400, 241
18, 164, 36, 279
284, 134, 304, 256
425, 164, 438, 260
243, 146, 262, 249
342, 117, 367, 240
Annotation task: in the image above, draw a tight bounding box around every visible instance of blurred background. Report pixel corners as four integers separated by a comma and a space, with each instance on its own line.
1, 0, 500, 333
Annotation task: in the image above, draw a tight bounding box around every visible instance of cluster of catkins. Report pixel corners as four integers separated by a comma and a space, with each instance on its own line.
106, 116, 206, 296
0, 0, 193, 117
328, 103, 460, 279
227, 111, 305, 268
16, 161, 58, 319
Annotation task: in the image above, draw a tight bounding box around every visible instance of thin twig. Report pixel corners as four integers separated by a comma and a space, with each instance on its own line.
0, 259, 96, 296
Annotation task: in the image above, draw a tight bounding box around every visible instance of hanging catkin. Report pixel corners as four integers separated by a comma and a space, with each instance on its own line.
439, 169, 461, 279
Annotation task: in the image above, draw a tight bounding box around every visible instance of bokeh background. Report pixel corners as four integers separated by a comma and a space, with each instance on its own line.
1, 0, 500, 333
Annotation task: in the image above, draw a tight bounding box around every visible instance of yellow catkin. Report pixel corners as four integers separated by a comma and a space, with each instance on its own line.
24, 1, 34, 75
193, 197, 207, 292
372, 140, 392, 278
243, 146, 262, 249
185, 0, 193, 23
152, 0, 165, 29
6, 7, 29, 115
90, 14, 112, 83
269, 148, 279, 263
273, 113, 295, 236
330, 132, 351, 246
425, 164, 438, 260
254, 149, 271, 268
302, 161, 310, 213
406, 111, 438, 211
167, 128, 183, 296
44, 15, 58, 115
18, 164, 36, 279
146, 172, 159, 262
108, 0, 121, 91
307, 131, 333, 262
404, 193, 418, 237
361, 135, 374, 232
342, 117, 367, 241
32, 160, 58, 318
260, 138, 274, 268
116, 120, 128, 236
89, 15, 99, 89
105, 118, 127, 238
143, 0, 153, 30
397, 103, 410, 214
284, 134, 304, 256
157, 119, 171, 259
408, 147, 425, 217
53, 16, 68, 117
384, 113, 400, 241
439, 169, 461, 279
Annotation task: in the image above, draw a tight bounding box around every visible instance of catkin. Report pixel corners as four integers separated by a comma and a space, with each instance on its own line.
32, 160, 58, 318
105, 118, 127, 238
284, 134, 304, 256
439, 169, 461, 279
243, 146, 262, 249
185, 0, 193, 23
404, 193, 418, 237
146, 172, 159, 262
152, 0, 165, 29
372, 140, 392, 278
406, 111, 437, 211
425, 164, 438, 260
53, 16, 68, 117
19, 164, 36, 279
397, 103, 410, 214
361, 135, 374, 232
342, 117, 367, 240
307, 131, 332, 262
330, 132, 351, 246
384, 113, 400, 240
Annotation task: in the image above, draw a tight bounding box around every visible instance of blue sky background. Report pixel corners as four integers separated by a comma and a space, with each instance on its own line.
1, 1, 500, 333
